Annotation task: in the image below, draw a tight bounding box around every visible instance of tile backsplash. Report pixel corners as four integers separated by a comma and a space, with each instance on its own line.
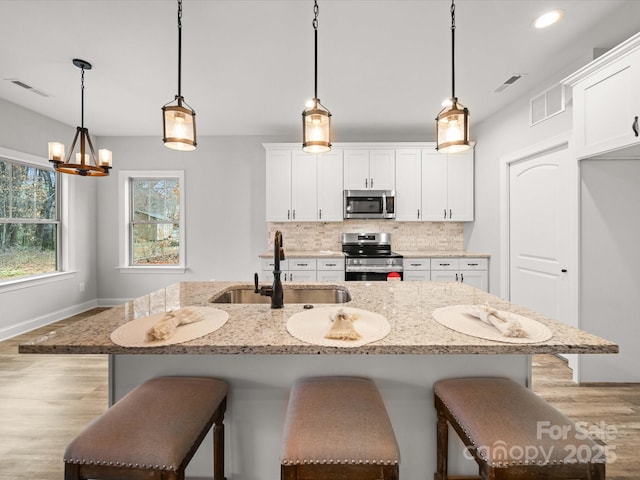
267, 221, 464, 251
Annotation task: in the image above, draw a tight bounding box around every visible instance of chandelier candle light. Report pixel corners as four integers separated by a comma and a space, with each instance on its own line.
48, 59, 112, 177
436, 0, 470, 153
302, 0, 331, 153
162, 0, 197, 151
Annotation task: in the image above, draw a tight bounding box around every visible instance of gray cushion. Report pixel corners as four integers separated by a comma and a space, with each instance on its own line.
64, 376, 228, 471
281, 376, 400, 466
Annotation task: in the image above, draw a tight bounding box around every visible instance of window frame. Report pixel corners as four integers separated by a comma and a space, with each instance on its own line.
118, 170, 186, 273
0, 146, 72, 290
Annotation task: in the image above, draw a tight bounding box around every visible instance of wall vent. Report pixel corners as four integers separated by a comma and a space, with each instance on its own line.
4, 78, 50, 97
530, 83, 565, 126
494, 74, 524, 93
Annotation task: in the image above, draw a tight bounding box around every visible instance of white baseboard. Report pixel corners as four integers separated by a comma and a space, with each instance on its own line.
97, 298, 131, 307
0, 299, 98, 342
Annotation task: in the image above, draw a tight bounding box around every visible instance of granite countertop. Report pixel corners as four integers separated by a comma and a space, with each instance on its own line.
259, 250, 345, 259
19, 281, 617, 356
259, 250, 490, 259
398, 251, 490, 258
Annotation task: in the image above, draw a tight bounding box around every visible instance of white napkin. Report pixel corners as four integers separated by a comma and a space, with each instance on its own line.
466, 304, 528, 338
146, 307, 205, 341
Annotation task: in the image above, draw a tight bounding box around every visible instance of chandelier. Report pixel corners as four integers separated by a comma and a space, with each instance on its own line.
48, 59, 112, 177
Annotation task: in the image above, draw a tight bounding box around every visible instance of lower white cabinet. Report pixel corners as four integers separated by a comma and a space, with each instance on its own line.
317, 258, 345, 281
261, 257, 345, 282
403, 258, 431, 281
429, 257, 488, 291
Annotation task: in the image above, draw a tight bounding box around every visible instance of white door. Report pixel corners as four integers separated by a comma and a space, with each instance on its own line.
421, 149, 448, 221
395, 149, 422, 221
447, 150, 474, 221
291, 152, 318, 221
509, 145, 573, 329
343, 150, 370, 189
369, 149, 396, 190
265, 150, 292, 222
317, 149, 344, 221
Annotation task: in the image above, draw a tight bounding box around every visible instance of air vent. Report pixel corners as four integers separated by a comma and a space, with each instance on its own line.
530, 83, 565, 126
494, 74, 524, 93
4, 78, 51, 97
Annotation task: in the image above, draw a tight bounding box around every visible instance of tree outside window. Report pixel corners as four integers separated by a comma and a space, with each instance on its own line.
0, 158, 59, 281
130, 177, 181, 265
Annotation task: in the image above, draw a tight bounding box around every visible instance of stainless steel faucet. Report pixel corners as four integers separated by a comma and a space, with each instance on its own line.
254, 230, 285, 309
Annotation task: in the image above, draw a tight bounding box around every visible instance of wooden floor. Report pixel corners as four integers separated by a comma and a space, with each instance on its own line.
1, 309, 638, 479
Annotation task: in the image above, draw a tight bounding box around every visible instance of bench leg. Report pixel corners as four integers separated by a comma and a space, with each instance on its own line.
214, 417, 225, 480
435, 408, 448, 480
64, 463, 80, 480
281, 464, 297, 480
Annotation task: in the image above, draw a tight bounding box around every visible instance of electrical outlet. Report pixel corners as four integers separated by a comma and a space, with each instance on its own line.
79, 282, 85, 292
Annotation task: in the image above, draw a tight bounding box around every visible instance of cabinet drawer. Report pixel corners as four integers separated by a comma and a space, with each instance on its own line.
430, 258, 460, 270
404, 271, 430, 281
261, 258, 289, 270
459, 258, 488, 270
316, 270, 345, 282
404, 259, 431, 271
317, 258, 345, 270
288, 258, 317, 270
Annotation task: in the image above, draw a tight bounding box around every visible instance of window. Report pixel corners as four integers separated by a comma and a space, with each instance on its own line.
119, 171, 185, 271
0, 156, 60, 281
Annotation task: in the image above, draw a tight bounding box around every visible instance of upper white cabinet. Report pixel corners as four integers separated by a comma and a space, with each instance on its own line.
265, 146, 343, 222
316, 150, 344, 221
395, 149, 423, 221
344, 149, 395, 190
421, 147, 474, 221
396, 146, 474, 221
564, 33, 640, 159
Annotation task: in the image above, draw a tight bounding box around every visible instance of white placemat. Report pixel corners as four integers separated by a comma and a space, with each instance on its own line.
287, 306, 390, 348
432, 305, 553, 343
110, 306, 229, 347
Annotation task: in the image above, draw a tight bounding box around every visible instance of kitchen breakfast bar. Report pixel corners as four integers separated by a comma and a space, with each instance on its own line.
20, 281, 617, 479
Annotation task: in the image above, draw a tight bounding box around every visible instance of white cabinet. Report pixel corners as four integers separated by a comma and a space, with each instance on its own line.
261, 258, 317, 282
396, 147, 474, 222
566, 38, 640, 159
344, 149, 395, 190
316, 150, 344, 221
403, 258, 431, 281
421, 147, 474, 221
265, 146, 343, 222
316, 258, 345, 282
430, 257, 488, 291
395, 149, 423, 221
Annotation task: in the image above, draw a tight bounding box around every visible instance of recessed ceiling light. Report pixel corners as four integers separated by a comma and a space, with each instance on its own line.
533, 9, 564, 29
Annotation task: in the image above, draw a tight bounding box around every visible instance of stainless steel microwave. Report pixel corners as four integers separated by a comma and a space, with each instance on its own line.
343, 190, 396, 219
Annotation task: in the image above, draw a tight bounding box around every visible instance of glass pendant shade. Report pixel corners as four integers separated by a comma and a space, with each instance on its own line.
436, 98, 470, 153
302, 99, 331, 154
162, 96, 197, 151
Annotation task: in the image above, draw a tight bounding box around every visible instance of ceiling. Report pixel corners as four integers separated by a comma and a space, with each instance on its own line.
2, 1, 640, 141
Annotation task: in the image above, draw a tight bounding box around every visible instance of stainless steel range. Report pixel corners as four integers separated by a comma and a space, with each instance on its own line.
341, 233, 403, 281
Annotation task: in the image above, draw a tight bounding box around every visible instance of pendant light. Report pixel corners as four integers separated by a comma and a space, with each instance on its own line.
436, 0, 470, 153
48, 59, 112, 177
302, 0, 332, 154
162, 0, 197, 151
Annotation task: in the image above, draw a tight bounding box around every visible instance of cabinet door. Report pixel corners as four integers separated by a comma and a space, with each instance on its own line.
430, 271, 458, 282
369, 149, 396, 190
573, 49, 640, 159
317, 149, 344, 221
404, 271, 430, 281
343, 150, 370, 189
459, 270, 488, 292
265, 150, 292, 221
447, 150, 474, 221
287, 271, 317, 282
421, 149, 448, 220
395, 149, 422, 221
291, 152, 318, 221
316, 270, 345, 282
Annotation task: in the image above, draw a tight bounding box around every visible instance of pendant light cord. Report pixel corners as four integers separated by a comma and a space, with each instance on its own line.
177, 0, 183, 97
80, 66, 85, 128
313, 0, 319, 100
450, 0, 456, 99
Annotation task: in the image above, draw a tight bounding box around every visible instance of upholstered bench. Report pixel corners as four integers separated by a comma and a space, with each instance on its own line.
281, 376, 400, 480
433, 377, 606, 480
64, 376, 228, 480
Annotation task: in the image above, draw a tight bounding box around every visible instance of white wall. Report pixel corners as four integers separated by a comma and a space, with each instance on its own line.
579, 159, 640, 382
95, 135, 283, 303
0, 99, 99, 339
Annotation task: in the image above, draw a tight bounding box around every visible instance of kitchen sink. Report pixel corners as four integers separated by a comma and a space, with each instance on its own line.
210, 285, 351, 304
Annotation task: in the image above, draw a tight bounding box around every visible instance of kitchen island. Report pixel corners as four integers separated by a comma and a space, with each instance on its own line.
20, 281, 617, 479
